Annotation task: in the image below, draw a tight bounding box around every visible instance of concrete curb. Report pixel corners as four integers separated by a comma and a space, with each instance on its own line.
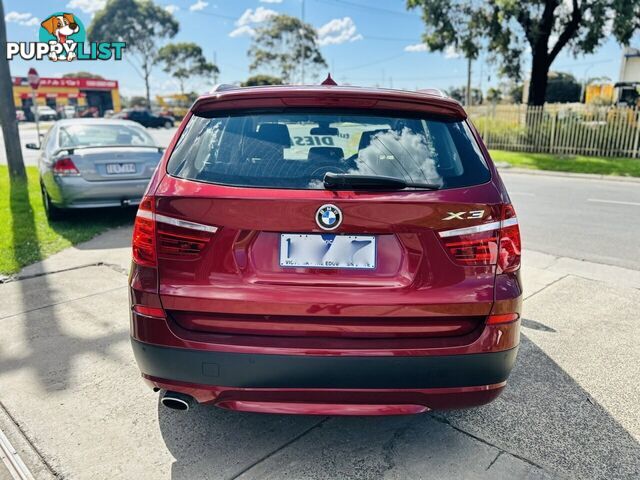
496, 164, 640, 183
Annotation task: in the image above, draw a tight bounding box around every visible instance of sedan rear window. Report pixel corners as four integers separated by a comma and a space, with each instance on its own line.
58, 124, 156, 148
167, 110, 490, 190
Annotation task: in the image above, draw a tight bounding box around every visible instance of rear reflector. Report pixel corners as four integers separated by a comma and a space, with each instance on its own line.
487, 313, 519, 325
438, 204, 521, 271
52, 157, 80, 176
133, 305, 166, 318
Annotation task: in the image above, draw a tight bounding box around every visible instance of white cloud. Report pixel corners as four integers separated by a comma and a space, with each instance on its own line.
5, 11, 40, 26
444, 45, 461, 59
229, 6, 277, 38
66, 0, 107, 15
189, 0, 209, 12
317, 17, 362, 46
259, 0, 283, 3
164, 5, 179, 14
404, 43, 428, 52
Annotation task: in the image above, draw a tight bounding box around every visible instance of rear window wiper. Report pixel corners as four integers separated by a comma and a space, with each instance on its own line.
323, 172, 440, 190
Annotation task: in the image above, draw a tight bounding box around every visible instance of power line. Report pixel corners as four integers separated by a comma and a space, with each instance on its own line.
311, 0, 419, 18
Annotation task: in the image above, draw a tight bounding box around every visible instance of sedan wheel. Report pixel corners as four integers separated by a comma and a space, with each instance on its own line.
41, 184, 64, 221
164, 120, 173, 128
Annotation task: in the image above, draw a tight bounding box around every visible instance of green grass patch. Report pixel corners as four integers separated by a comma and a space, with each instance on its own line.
0, 165, 134, 275
489, 150, 640, 177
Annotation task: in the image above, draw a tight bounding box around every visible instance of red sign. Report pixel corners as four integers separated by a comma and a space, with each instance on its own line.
12, 76, 118, 90
27, 68, 40, 90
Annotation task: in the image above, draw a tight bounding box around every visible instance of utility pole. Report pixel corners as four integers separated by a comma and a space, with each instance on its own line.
0, 0, 26, 181
466, 56, 472, 107
300, 0, 305, 84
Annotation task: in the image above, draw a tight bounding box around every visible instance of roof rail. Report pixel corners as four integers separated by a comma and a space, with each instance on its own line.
418, 88, 447, 98
209, 84, 238, 93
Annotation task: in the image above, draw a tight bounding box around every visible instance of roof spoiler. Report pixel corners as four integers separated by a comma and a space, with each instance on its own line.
209, 84, 239, 93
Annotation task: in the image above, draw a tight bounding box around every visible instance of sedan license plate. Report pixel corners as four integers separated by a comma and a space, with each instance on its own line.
279, 234, 376, 269
106, 163, 136, 174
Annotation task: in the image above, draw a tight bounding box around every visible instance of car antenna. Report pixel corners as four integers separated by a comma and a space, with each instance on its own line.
321, 73, 337, 86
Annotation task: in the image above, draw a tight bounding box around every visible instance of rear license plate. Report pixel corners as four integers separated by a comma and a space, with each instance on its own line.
106, 163, 136, 174
279, 234, 376, 269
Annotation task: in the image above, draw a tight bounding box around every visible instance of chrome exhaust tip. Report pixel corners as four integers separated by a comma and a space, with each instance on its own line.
160, 391, 193, 411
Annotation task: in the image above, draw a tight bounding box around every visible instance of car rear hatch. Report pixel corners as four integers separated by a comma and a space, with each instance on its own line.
147, 91, 506, 343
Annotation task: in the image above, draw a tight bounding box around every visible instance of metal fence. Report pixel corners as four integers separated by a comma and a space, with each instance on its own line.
467, 104, 640, 158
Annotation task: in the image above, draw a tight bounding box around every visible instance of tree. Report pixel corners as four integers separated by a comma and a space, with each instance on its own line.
0, 0, 25, 181
407, 1, 484, 106
128, 96, 148, 108
62, 72, 104, 79
88, 0, 178, 108
407, 0, 640, 106
447, 86, 483, 105
486, 87, 502, 104
249, 14, 327, 84
545, 72, 581, 103
158, 42, 218, 94
509, 84, 524, 104
242, 75, 284, 87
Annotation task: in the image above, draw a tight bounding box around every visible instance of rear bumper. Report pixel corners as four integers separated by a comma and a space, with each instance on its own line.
132, 338, 517, 390
131, 336, 518, 414
45, 175, 150, 208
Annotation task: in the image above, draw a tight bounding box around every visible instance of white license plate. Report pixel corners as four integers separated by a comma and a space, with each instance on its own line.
279, 234, 376, 269
106, 163, 136, 174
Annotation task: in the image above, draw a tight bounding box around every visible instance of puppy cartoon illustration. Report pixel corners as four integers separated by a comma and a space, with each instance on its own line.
40, 13, 80, 61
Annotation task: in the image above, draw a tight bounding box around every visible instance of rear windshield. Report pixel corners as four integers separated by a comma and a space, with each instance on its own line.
58, 124, 155, 148
167, 110, 490, 190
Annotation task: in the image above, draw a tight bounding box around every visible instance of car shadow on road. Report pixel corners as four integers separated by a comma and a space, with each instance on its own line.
157, 334, 640, 480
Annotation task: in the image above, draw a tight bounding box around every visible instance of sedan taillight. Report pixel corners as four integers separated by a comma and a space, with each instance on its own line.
52, 157, 80, 176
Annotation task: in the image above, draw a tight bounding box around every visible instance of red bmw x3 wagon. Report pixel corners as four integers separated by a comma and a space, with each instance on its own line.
129, 82, 522, 415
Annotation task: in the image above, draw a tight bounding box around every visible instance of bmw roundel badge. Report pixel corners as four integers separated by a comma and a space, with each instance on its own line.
316, 204, 342, 231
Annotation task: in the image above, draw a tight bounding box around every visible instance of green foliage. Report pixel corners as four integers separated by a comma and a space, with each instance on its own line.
242, 75, 284, 87
490, 150, 640, 177
448, 86, 483, 105
0, 166, 133, 275
62, 72, 104, 79
158, 42, 218, 94
249, 14, 327, 83
127, 96, 148, 107
509, 84, 524, 104
88, 0, 179, 104
407, 0, 640, 105
486, 87, 502, 104
546, 72, 581, 103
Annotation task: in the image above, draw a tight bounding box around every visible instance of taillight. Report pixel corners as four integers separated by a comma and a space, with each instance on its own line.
132, 198, 217, 266
132, 197, 156, 267
132, 305, 165, 318
497, 205, 521, 273
52, 157, 80, 176
439, 204, 521, 271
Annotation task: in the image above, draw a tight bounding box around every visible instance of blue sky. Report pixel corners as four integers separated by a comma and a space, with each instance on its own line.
4, 0, 635, 98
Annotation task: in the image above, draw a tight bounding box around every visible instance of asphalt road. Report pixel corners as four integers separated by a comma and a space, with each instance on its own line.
502, 172, 640, 270
2, 124, 639, 270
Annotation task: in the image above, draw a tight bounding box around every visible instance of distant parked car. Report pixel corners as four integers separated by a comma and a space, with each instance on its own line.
28, 118, 163, 220
120, 109, 174, 128
32, 105, 58, 121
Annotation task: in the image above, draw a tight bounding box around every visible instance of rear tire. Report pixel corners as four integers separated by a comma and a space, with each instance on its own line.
164, 120, 173, 128
41, 184, 64, 221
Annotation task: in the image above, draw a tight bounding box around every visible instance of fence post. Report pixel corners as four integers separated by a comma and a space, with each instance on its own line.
549, 111, 557, 154
632, 108, 640, 158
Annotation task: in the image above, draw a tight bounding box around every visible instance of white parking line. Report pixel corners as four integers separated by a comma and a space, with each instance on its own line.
0, 428, 35, 480
587, 198, 640, 207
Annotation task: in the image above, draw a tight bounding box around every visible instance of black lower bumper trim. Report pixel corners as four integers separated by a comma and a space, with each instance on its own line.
131, 339, 518, 389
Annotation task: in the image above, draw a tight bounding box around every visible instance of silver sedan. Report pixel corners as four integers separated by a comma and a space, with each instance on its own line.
29, 118, 164, 220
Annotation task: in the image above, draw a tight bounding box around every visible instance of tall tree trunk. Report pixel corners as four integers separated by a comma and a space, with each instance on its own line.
465, 57, 472, 107
143, 63, 151, 108
528, 49, 550, 106
0, 0, 26, 181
